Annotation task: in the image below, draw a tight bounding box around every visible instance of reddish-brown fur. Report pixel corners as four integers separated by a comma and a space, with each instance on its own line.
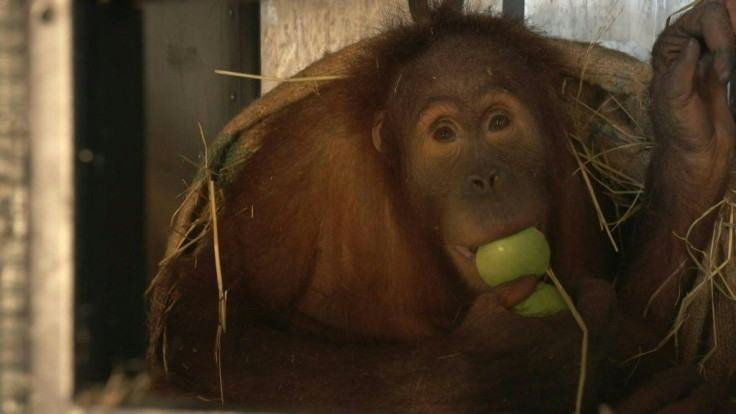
148, 5, 732, 412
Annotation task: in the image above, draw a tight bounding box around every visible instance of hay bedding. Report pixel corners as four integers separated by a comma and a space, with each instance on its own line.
147, 28, 736, 392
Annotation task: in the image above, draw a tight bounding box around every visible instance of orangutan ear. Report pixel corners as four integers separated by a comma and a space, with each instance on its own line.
372, 112, 385, 153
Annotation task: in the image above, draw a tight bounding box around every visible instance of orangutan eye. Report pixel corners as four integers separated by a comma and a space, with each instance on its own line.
489, 114, 511, 131
433, 126, 457, 143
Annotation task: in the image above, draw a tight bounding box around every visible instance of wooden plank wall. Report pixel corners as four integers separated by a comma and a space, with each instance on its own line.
260, 0, 503, 93
526, 0, 691, 61
261, 0, 691, 94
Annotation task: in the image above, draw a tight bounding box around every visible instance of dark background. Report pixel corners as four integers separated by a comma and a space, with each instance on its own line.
72, 0, 260, 391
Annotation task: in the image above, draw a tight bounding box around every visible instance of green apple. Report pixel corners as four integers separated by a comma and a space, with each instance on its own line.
475, 226, 550, 287
512, 282, 568, 316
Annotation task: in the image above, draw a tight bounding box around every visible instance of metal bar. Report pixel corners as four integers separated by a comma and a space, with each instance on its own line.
502, 0, 524, 19
27, 0, 75, 412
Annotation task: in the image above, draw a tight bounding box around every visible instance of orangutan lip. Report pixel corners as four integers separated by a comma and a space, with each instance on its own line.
454, 245, 476, 260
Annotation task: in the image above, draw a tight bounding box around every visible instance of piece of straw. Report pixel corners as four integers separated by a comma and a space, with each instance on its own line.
546, 269, 589, 414
214, 69, 347, 83
199, 122, 227, 404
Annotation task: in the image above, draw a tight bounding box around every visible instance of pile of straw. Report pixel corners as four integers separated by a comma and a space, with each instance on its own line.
557, 39, 736, 386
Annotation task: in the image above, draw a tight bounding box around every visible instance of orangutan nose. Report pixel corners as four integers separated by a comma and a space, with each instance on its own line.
466, 171, 500, 195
